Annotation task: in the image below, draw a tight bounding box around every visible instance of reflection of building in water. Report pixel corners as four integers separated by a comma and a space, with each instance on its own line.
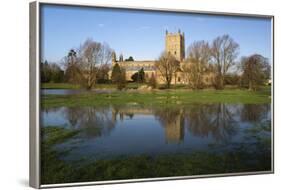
111, 106, 185, 143
164, 114, 184, 144
111, 106, 154, 122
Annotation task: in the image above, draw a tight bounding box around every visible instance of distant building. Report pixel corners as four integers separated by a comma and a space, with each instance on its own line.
109, 30, 214, 85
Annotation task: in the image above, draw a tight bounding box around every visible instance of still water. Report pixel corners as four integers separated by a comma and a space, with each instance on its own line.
41, 103, 271, 163
41, 89, 114, 95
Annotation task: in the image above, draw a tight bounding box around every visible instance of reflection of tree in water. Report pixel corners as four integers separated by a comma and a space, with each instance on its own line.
42, 107, 62, 121
153, 104, 239, 143
210, 104, 238, 142
184, 105, 210, 138
186, 104, 238, 142
41, 107, 64, 125
240, 104, 270, 123
111, 105, 136, 122
154, 107, 184, 144
43, 107, 62, 113
126, 113, 134, 119
64, 107, 115, 138
64, 107, 83, 127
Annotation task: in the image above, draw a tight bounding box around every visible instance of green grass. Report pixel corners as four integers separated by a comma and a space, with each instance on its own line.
41, 127, 80, 146
41, 87, 271, 108
41, 127, 80, 184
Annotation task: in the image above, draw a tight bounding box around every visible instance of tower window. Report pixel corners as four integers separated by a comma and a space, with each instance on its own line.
174, 51, 176, 55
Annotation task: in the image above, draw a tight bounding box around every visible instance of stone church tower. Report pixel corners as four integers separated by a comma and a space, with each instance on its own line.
165, 29, 185, 61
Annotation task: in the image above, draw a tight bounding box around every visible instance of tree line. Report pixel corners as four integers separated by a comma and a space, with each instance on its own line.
156, 34, 271, 90
41, 39, 113, 89
41, 34, 271, 91
40, 61, 64, 83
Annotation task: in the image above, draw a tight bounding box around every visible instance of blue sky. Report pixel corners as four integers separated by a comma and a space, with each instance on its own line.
41, 4, 272, 63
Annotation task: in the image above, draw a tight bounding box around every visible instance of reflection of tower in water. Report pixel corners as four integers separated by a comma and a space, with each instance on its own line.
111, 106, 185, 143
164, 114, 184, 144
111, 108, 117, 123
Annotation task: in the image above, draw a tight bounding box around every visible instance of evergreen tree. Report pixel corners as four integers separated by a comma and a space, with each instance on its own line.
125, 56, 134, 61
111, 63, 127, 90
131, 68, 145, 83
111, 63, 122, 83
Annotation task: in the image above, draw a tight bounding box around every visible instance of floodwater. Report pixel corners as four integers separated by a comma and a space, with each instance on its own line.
41, 89, 114, 95
41, 103, 271, 163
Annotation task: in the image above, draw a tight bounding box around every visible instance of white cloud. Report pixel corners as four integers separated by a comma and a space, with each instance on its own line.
98, 23, 105, 27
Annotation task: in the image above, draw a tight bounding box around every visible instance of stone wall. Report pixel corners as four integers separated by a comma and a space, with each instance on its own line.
117, 60, 156, 81
109, 60, 215, 86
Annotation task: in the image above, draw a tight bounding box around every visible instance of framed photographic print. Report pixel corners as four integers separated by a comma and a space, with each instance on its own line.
30, 1, 274, 188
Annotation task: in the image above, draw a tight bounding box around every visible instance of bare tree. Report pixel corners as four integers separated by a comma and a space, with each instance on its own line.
240, 54, 270, 90
148, 72, 157, 89
155, 52, 180, 88
96, 64, 110, 83
184, 40, 210, 89
64, 40, 112, 89
77, 39, 113, 89
210, 35, 239, 89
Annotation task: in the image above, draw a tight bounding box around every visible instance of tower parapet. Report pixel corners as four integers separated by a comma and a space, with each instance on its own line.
111, 51, 117, 65
165, 29, 185, 62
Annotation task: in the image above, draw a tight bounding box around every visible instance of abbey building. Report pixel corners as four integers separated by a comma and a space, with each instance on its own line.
110, 30, 213, 85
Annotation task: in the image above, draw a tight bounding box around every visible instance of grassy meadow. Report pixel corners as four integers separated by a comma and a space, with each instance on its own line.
41, 85, 271, 108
